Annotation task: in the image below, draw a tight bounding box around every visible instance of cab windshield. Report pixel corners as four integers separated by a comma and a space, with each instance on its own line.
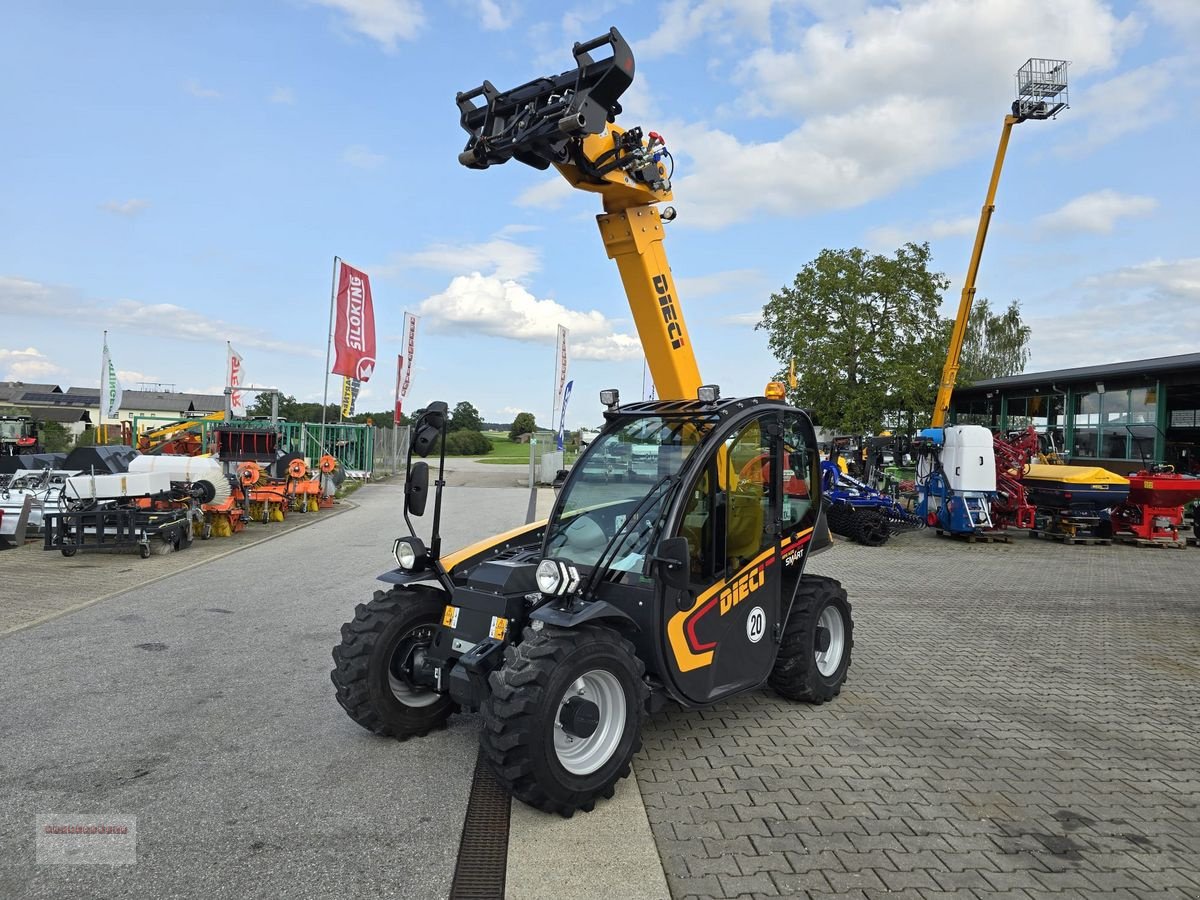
544, 415, 715, 574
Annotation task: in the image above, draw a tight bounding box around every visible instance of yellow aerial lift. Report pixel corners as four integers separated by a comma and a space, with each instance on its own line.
331, 27, 851, 815
931, 59, 1069, 427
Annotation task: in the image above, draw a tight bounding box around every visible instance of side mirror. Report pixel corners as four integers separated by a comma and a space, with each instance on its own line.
411, 401, 449, 458
405, 461, 429, 516
653, 536, 690, 592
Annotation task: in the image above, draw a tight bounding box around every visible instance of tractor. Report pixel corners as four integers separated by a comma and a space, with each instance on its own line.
0, 415, 42, 456
330, 28, 854, 816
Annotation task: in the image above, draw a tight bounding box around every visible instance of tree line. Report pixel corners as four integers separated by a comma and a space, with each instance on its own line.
758, 241, 1032, 434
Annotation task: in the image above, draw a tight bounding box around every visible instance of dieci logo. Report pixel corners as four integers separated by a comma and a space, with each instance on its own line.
718, 563, 766, 616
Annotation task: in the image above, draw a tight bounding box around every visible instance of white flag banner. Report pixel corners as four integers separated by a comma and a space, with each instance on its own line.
553, 324, 569, 423
100, 335, 123, 419
395, 313, 418, 418
228, 344, 245, 416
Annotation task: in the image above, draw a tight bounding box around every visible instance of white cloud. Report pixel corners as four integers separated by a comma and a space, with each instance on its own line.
635, 0, 777, 59
1146, 0, 1200, 34
476, 0, 511, 30
0, 276, 322, 359
0, 347, 65, 382
101, 199, 150, 217
116, 369, 161, 386
1035, 189, 1157, 235
640, 0, 1136, 227
311, 0, 424, 48
342, 145, 386, 169
866, 215, 976, 249
390, 237, 540, 281
515, 177, 574, 210
674, 268, 766, 299
269, 86, 296, 104
1026, 257, 1200, 369
184, 79, 221, 99
418, 273, 641, 360
1053, 59, 1181, 157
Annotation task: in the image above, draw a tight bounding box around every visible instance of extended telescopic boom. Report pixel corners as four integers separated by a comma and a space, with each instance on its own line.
456, 27, 703, 402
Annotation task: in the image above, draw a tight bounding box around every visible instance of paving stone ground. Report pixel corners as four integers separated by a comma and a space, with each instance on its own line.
635, 531, 1200, 900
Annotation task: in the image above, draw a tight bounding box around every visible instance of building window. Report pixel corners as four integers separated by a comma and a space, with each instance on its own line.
1072, 387, 1157, 460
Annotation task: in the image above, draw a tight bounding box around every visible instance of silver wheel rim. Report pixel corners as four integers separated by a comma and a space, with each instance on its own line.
816, 605, 845, 677
553, 669, 626, 776
388, 625, 441, 708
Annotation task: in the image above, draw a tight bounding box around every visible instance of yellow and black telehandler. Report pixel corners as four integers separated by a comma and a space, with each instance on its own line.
331, 27, 853, 816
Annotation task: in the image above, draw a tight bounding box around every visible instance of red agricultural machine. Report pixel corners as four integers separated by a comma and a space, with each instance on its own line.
1108, 469, 1200, 545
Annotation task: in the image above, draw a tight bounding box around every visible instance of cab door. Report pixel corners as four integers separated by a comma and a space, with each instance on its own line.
663, 413, 783, 705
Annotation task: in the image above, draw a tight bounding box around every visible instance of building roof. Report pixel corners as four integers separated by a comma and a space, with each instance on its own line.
961, 352, 1200, 394
0, 382, 61, 403
14, 386, 225, 414
31, 407, 93, 423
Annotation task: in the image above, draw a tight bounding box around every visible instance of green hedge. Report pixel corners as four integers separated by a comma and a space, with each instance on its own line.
444, 430, 493, 455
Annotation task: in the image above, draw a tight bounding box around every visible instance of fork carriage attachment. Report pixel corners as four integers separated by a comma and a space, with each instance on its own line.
456, 27, 634, 172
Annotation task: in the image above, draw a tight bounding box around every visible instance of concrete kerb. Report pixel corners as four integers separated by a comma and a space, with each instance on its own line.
505, 770, 671, 900
0, 499, 356, 638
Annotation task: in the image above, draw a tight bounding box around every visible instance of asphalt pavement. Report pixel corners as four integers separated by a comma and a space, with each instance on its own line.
0, 481, 528, 899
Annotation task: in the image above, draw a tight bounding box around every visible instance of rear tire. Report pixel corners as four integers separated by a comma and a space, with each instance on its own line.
331, 587, 453, 740
481, 624, 647, 817
769, 575, 853, 703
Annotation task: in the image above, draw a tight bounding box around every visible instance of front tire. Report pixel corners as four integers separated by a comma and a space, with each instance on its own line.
481, 624, 647, 817
331, 587, 453, 740
769, 575, 853, 703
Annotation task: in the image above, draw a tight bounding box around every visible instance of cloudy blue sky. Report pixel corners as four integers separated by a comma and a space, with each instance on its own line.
2, 0, 1197, 428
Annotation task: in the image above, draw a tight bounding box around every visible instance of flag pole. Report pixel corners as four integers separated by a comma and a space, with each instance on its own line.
99, 330, 106, 444
320, 256, 340, 459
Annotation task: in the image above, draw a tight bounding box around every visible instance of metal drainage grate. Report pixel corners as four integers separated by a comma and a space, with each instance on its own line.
448, 748, 511, 899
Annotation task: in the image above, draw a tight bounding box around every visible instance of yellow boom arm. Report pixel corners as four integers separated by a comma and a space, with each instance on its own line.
457, 27, 702, 401
931, 114, 1019, 428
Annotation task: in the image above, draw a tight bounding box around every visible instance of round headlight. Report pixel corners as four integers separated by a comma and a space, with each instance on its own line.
536, 558, 563, 594
393, 537, 427, 572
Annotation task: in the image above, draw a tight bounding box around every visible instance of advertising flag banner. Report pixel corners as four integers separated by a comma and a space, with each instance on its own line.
553, 325, 569, 411
100, 335, 123, 419
395, 312, 418, 419
332, 262, 377, 382
557, 380, 573, 451
227, 344, 245, 416
341, 376, 360, 419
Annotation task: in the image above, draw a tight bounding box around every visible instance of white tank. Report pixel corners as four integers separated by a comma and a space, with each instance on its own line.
942, 425, 996, 493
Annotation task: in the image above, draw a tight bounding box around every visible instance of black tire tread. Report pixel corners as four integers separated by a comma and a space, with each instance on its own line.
330, 586, 452, 740
768, 575, 853, 703
480, 624, 648, 817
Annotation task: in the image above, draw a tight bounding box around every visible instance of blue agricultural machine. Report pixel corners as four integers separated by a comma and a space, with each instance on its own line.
914, 425, 999, 537
821, 461, 926, 547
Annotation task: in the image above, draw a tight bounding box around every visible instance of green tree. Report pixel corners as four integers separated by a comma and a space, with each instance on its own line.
759, 243, 949, 434
508, 412, 537, 441
955, 298, 1031, 384
40, 421, 72, 452
449, 401, 482, 433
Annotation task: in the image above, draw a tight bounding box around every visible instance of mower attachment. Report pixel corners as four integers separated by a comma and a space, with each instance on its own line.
456, 27, 634, 171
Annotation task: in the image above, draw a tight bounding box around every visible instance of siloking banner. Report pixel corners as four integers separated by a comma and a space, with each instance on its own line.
395, 312, 418, 419
332, 262, 377, 382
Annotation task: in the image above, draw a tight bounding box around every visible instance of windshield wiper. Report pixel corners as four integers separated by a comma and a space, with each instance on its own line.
575, 474, 676, 601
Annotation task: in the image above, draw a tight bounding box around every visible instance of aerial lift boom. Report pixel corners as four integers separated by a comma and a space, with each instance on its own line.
930, 59, 1069, 428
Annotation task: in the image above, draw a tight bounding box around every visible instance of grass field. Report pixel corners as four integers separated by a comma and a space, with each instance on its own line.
473, 432, 578, 466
